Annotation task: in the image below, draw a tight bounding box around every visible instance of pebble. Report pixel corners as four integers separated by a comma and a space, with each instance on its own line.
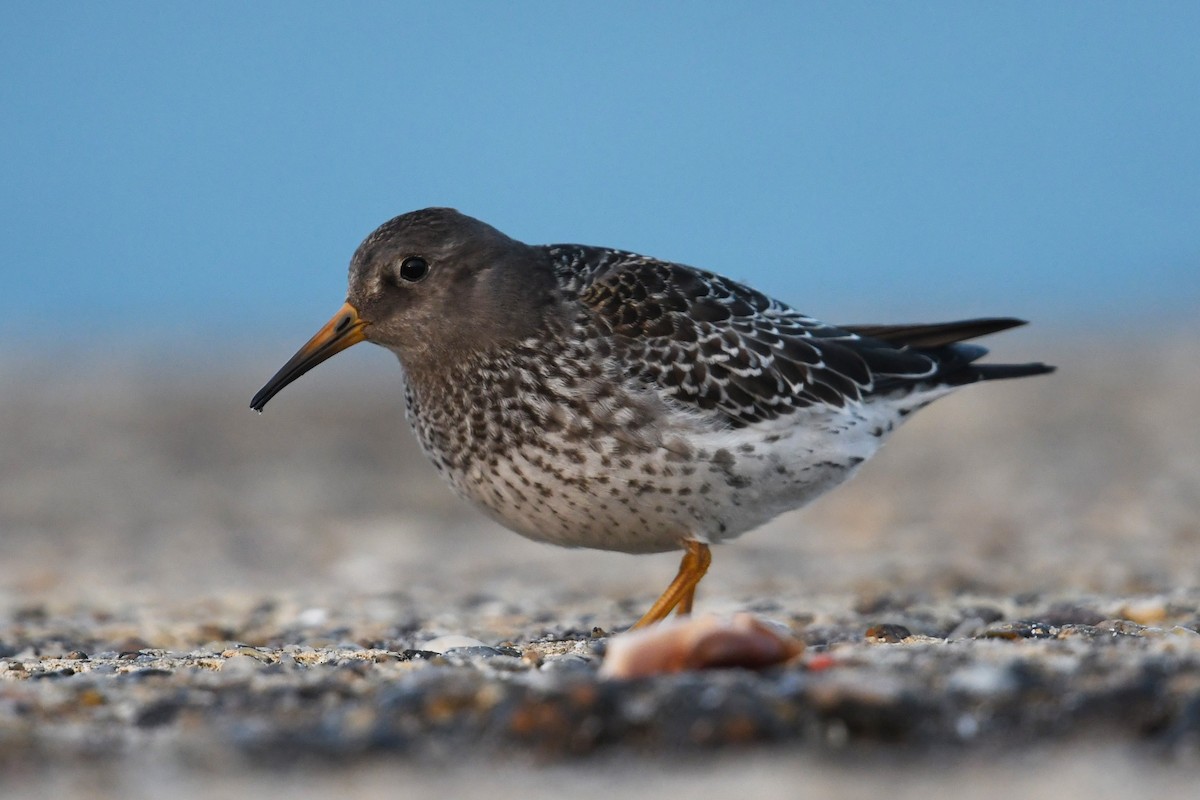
979, 621, 1056, 640
422, 635, 491, 653
442, 645, 507, 660
1119, 597, 1169, 626
540, 653, 593, 672
865, 624, 912, 643
221, 654, 269, 676
220, 646, 276, 663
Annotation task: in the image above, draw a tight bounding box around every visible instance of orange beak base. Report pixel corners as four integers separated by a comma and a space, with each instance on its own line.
250, 302, 368, 412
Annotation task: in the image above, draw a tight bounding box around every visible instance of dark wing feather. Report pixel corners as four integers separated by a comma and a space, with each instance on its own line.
844, 318, 1027, 348
572, 252, 941, 427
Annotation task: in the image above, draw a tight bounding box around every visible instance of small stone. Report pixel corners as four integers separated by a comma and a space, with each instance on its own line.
273, 652, 301, 669
31, 667, 75, 679
290, 649, 324, 666
220, 654, 267, 676
442, 646, 506, 660
1119, 598, 1169, 626
1097, 619, 1147, 636
865, 624, 912, 643
1055, 624, 1101, 640
979, 621, 1056, 640
219, 646, 276, 663
540, 653, 594, 672
422, 635, 490, 654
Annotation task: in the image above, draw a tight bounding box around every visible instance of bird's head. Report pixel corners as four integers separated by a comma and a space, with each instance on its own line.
250, 207, 552, 412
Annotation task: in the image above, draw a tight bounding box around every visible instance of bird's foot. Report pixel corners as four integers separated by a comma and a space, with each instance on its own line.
629, 540, 712, 629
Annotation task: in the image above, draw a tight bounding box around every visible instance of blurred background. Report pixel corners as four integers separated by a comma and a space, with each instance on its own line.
1, 3, 1198, 613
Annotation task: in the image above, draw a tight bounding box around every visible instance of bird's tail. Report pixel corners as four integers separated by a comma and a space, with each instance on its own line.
846, 317, 1055, 389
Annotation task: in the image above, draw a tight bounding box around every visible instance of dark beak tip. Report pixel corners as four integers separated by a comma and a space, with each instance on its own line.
249, 302, 366, 415
249, 385, 277, 413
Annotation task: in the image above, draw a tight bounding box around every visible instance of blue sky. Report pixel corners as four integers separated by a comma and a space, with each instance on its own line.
2, 3, 1198, 346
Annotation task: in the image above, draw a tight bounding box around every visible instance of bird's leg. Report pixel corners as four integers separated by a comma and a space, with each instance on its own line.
674, 547, 707, 616
630, 540, 712, 629
675, 583, 697, 617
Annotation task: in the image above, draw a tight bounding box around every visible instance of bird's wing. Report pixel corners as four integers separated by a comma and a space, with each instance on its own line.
573, 252, 940, 427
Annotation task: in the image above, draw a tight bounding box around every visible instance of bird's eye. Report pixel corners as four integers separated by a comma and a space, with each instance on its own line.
398, 256, 430, 282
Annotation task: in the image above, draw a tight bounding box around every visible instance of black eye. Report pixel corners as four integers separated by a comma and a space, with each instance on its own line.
398, 256, 429, 282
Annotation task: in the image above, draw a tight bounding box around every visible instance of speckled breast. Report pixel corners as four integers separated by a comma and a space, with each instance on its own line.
396, 342, 890, 554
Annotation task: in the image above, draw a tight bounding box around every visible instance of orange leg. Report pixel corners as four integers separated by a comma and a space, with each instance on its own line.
675, 582, 697, 617
630, 541, 712, 629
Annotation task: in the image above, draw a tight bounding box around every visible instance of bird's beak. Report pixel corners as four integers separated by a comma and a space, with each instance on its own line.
250, 301, 368, 412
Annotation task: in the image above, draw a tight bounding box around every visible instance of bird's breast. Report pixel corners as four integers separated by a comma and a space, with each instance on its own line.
399, 345, 902, 553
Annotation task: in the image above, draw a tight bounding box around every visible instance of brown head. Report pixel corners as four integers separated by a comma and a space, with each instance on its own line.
250, 208, 555, 411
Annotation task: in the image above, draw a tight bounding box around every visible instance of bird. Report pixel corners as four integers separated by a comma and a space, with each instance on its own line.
251, 208, 1053, 628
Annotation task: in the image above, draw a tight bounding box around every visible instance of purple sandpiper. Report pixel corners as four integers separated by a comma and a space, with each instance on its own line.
251, 208, 1053, 627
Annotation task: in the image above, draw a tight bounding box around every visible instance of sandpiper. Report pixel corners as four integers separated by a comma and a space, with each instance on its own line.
251, 208, 1053, 627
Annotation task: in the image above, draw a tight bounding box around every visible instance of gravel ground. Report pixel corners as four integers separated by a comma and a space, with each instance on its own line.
2, 331, 1198, 796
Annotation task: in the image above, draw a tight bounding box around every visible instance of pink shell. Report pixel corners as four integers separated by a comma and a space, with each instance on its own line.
599, 613, 805, 679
